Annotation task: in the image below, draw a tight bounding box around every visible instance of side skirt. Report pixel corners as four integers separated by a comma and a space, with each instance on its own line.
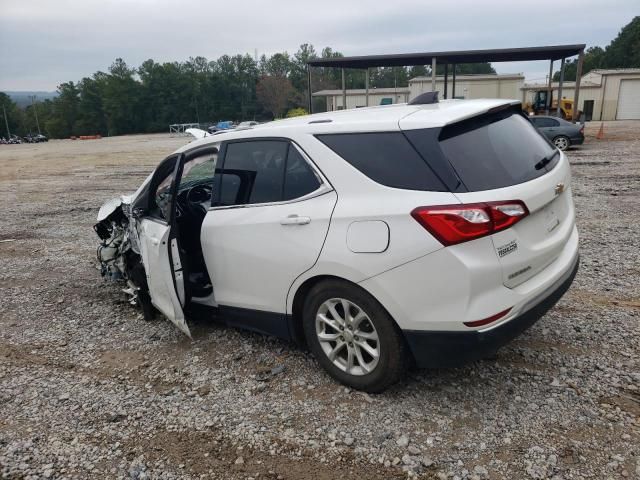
218, 305, 292, 340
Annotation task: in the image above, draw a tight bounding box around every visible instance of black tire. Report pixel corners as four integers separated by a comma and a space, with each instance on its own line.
302, 279, 406, 393
553, 135, 570, 151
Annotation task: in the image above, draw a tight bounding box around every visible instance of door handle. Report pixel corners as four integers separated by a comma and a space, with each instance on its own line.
280, 215, 311, 226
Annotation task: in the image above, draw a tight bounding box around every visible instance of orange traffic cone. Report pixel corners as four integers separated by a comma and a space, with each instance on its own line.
596, 122, 605, 140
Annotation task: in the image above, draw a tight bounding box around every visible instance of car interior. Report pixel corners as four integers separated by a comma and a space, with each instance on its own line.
150, 150, 218, 301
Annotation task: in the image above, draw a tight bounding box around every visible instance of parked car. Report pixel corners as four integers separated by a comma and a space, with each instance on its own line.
95, 99, 579, 392
529, 115, 584, 151
207, 121, 236, 134
237, 121, 259, 128
23, 133, 48, 143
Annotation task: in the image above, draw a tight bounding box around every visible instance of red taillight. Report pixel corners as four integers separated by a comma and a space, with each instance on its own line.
411, 200, 529, 246
463, 308, 512, 328
490, 201, 529, 232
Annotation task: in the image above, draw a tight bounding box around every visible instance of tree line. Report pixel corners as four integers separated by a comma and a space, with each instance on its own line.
3, 16, 638, 140
1, 44, 495, 139
553, 16, 639, 81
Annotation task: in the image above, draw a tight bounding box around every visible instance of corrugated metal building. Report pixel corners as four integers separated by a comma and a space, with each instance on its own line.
313, 74, 523, 111
409, 74, 524, 100
521, 69, 640, 120
313, 69, 640, 120
312, 87, 410, 111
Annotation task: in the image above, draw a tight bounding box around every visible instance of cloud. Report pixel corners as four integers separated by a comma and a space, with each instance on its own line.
0, 0, 637, 90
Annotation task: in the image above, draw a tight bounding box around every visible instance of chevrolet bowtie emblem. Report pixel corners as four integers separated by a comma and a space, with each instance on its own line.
555, 183, 565, 195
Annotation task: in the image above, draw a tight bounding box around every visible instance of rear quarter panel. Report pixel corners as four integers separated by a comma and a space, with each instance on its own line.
286, 133, 460, 314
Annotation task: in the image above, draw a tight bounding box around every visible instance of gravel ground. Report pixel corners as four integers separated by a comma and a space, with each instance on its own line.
1, 122, 639, 479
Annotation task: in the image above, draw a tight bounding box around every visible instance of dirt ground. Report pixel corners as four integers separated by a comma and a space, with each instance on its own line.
0, 121, 639, 479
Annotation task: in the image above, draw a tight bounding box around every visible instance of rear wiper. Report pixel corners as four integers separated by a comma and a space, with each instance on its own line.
535, 150, 559, 170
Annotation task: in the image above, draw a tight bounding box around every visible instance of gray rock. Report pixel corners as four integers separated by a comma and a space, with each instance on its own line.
408, 445, 421, 455
396, 435, 409, 448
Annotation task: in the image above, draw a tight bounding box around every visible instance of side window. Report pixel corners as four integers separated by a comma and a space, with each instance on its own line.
316, 132, 445, 191
216, 141, 288, 206
152, 151, 216, 221
535, 118, 558, 128
283, 146, 321, 200
179, 152, 216, 189
152, 156, 179, 220
155, 172, 175, 220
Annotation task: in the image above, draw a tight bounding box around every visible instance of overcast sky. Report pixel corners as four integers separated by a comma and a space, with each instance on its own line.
0, 0, 637, 91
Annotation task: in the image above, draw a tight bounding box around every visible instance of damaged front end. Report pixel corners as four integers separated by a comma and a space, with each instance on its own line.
94, 197, 154, 319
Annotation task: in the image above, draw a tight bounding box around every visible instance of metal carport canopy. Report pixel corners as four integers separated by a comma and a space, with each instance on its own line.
306, 44, 586, 121
306, 44, 586, 68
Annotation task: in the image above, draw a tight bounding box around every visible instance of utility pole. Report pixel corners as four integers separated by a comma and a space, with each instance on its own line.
30, 95, 41, 135
2, 104, 10, 138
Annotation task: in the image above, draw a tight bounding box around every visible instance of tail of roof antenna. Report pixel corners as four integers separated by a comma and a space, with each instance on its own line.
408, 91, 439, 105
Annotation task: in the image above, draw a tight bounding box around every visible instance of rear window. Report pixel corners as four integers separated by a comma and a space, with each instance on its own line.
531, 117, 559, 128
316, 132, 446, 191
435, 112, 556, 191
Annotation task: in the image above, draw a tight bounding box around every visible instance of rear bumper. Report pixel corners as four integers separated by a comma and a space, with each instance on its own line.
570, 135, 585, 145
403, 253, 579, 368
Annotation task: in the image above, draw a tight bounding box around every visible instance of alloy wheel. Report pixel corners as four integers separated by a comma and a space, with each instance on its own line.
554, 136, 569, 150
315, 298, 380, 376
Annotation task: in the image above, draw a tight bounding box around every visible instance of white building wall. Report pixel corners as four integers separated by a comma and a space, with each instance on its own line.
329, 91, 410, 110
521, 71, 640, 120
315, 71, 640, 120
601, 73, 640, 120
409, 76, 523, 101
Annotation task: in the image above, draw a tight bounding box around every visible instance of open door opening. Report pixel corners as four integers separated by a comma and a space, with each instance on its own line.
136, 146, 219, 337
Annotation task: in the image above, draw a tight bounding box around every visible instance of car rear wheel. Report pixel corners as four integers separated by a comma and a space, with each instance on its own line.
553, 135, 570, 151
302, 280, 406, 392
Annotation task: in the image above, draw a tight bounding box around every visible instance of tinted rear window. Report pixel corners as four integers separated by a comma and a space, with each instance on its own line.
437, 112, 556, 191
316, 132, 446, 191
531, 117, 559, 128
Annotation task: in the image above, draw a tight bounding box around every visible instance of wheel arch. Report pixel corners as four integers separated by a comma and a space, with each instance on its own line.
287, 274, 404, 348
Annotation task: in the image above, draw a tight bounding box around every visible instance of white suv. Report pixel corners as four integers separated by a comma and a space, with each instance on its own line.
95, 98, 579, 392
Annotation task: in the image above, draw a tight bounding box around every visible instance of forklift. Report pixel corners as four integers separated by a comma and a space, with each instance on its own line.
523, 90, 576, 120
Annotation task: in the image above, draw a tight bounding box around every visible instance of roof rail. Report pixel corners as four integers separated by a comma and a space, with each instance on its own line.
408, 91, 439, 105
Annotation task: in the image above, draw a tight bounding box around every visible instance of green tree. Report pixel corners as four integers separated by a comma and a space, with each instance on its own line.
290, 44, 318, 107
602, 16, 640, 68
75, 74, 107, 135
43, 82, 79, 138
553, 16, 639, 81
444, 63, 496, 75
408, 65, 429, 78
552, 46, 605, 81
260, 52, 293, 77
102, 58, 143, 135
0, 92, 23, 138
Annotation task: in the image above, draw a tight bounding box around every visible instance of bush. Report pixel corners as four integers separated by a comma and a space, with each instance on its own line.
286, 108, 308, 118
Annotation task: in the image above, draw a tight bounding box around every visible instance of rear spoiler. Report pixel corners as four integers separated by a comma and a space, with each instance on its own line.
400, 100, 523, 131
442, 100, 522, 127
439, 102, 524, 141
